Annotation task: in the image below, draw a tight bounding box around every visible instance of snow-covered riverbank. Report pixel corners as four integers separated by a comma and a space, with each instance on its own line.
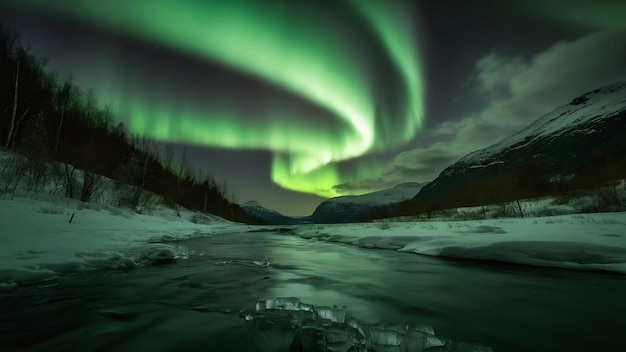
0, 193, 250, 288
292, 214, 626, 274
3, 190, 626, 289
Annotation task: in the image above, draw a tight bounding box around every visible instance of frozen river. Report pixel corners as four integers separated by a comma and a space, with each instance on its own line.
1, 231, 625, 351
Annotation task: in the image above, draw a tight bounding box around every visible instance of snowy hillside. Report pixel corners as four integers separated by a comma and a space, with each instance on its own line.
293, 213, 626, 275
241, 200, 309, 225
413, 81, 626, 208
0, 192, 248, 288
452, 81, 626, 173
309, 182, 425, 223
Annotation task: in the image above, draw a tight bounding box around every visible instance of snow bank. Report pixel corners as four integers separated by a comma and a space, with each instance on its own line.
293, 214, 626, 274
3, 188, 626, 290
0, 194, 249, 287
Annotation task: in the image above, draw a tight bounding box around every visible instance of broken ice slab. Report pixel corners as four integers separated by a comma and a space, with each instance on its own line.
249, 297, 493, 352
290, 324, 364, 352
256, 297, 314, 311
316, 305, 347, 323
363, 323, 447, 351
254, 297, 344, 322
368, 326, 402, 346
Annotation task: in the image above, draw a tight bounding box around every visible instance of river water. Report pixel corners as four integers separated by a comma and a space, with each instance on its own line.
1, 231, 625, 351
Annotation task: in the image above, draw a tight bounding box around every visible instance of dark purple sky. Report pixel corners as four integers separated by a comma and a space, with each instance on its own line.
1, 0, 625, 215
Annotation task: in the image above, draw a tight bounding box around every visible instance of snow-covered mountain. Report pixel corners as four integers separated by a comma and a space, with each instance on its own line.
410, 81, 626, 210
309, 182, 426, 223
240, 201, 309, 225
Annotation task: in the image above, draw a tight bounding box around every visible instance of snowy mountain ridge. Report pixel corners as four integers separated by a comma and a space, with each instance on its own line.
240, 200, 309, 225
242, 183, 426, 224
447, 81, 626, 177
412, 81, 626, 209
309, 182, 426, 223
241, 200, 282, 216
323, 182, 425, 206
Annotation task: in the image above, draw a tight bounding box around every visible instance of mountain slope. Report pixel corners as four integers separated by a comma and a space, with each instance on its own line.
309, 182, 425, 223
240, 201, 309, 225
407, 81, 626, 212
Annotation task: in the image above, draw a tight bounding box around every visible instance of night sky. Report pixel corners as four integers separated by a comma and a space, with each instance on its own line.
1, 0, 625, 215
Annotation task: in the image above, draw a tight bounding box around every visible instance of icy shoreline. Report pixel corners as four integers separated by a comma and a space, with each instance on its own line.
0, 194, 250, 288
291, 214, 626, 274
2, 192, 626, 289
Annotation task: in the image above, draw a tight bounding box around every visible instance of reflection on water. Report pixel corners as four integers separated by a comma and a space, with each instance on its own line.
1, 232, 625, 351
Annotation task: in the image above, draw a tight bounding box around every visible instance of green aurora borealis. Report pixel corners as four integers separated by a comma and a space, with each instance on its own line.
11, 0, 424, 198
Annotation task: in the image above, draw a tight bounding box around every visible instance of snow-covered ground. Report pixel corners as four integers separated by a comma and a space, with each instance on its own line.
0, 193, 250, 288
3, 189, 626, 293
292, 213, 626, 274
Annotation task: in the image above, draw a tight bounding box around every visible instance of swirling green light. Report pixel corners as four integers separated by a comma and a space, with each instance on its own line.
349, 0, 424, 141
11, 0, 424, 198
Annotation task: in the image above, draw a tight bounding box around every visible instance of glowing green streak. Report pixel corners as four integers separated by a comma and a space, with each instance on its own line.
120, 96, 356, 171
25, 1, 373, 171
271, 155, 341, 196
11, 0, 425, 198
349, 0, 424, 142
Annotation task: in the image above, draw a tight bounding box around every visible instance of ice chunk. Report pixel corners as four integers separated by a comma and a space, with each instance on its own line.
368, 325, 402, 346
299, 302, 315, 312
346, 316, 367, 339
252, 257, 272, 267
123, 244, 190, 265
423, 334, 446, 349
316, 305, 347, 323
290, 325, 364, 352
247, 297, 493, 352
256, 297, 305, 311
366, 323, 446, 351
410, 324, 435, 336
142, 245, 177, 263
105, 253, 137, 269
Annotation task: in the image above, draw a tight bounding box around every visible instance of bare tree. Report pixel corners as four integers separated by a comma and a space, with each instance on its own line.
53, 78, 74, 153
48, 163, 66, 195
64, 163, 77, 198
84, 89, 98, 125
174, 149, 191, 203
161, 143, 175, 172
114, 134, 161, 210
24, 156, 48, 194
94, 103, 114, 131
201, 173, 216, 213
80, 170, 105, 202
0, 153, 25, 198
515, 199, 524, 218
216, 179, 232, 216
5, 47, 26, 148
5, 48, 46, 149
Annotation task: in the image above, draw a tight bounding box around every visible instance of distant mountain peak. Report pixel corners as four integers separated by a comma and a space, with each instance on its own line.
240, 200, 308, 225
308, 182, 426, 223
242, 200, 265, 208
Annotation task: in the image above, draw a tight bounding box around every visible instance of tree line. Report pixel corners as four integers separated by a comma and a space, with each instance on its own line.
395, 153, 626, 218
0, 23, 261, 223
